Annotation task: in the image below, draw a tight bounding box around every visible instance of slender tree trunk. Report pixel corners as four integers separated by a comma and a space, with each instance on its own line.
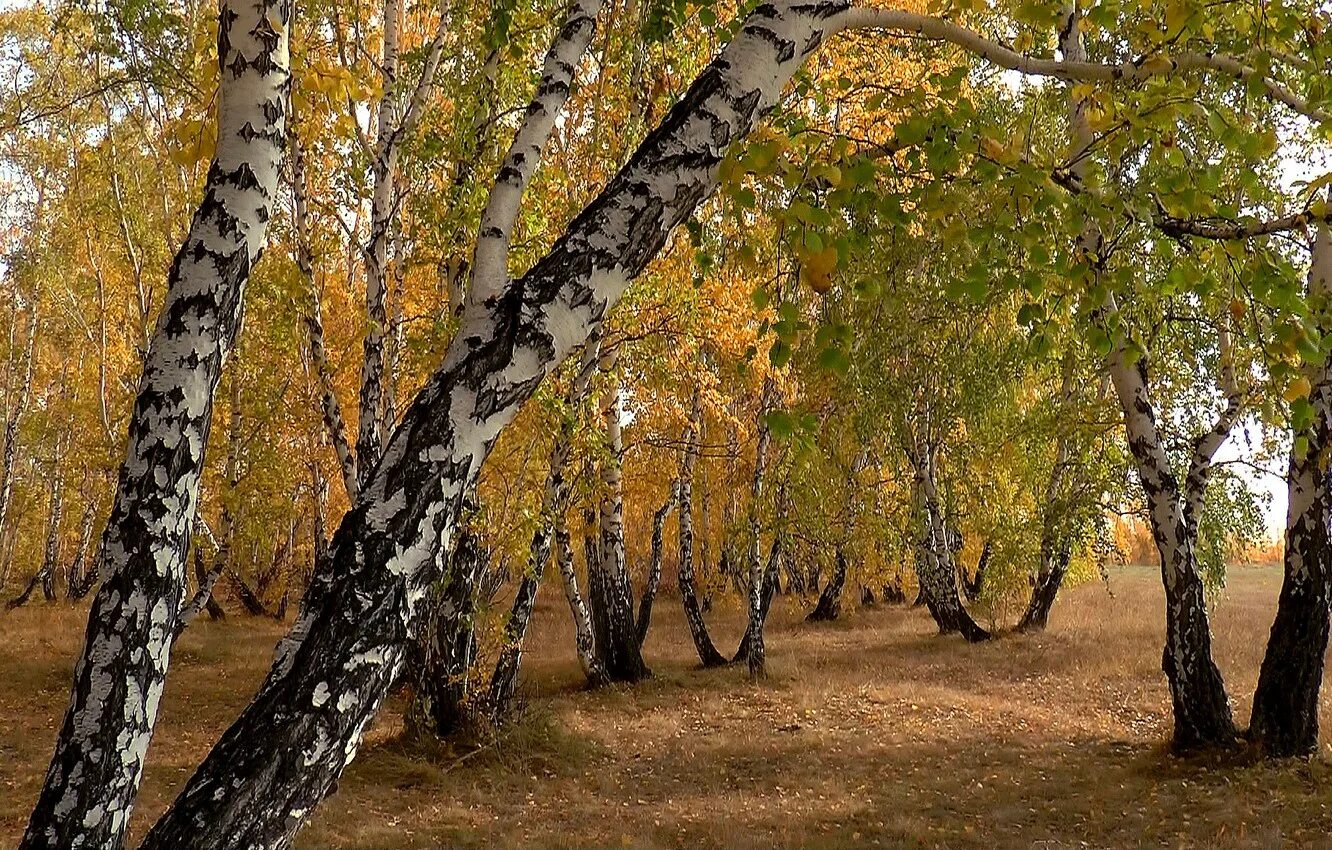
554, 519, 609, 686
961, 540, 990, 602
18, 2, 289, 844
0, 301, 37, 589
636, 480, 677, 647
291, 131, 358, 504
589, 364, 648, 681
678, 390, 727, 666
489, 338, 604, 719
178, 549, 226, 632
1018, 355, 1079, 632
1249, 209, 1332, 757
806, 548, 847, 622
734, 535, 782, 660
354, 0, 403, 487
744, 375, 775, 675
65, 497, 98, 601
139, 7, 877, 846
39, 455, 65, 600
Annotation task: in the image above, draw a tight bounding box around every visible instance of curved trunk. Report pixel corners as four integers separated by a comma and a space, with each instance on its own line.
734, 536, 782, 660
909, 449, 990, 642
961, 540, 990, 603
1017, 352, 1079, 632
678, 391, 727, 666
19, 1, 289, 844
554, 520, 609, 686
1107, 348, 1236, 749
1016, 541, 1070, 633
805, 547, 847, 622
1249, 212, 1332, 757
636, 481, 677, 647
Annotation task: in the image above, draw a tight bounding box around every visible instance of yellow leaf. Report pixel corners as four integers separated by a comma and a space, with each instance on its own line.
1286, 376, 1312, 402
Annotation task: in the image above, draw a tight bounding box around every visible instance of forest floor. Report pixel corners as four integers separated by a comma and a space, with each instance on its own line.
4, 565, 1332, 849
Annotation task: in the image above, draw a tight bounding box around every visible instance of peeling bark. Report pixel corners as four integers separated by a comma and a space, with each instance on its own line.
20, 0, 289, 843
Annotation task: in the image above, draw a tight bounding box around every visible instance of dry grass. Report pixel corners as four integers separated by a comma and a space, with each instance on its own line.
4, 566, 1332, 849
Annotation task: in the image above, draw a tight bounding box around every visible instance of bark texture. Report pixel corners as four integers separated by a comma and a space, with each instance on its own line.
140, 5, 869, 846
20, 1, 288, 844
1249, 210, 1332, 757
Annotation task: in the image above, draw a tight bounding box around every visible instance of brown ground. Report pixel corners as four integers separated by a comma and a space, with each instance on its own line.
3, 566, 1332, 849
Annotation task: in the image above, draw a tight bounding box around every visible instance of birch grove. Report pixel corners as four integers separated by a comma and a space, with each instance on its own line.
1, 0, 1329, 845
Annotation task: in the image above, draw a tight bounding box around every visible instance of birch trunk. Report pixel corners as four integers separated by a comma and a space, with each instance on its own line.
743, 375, 775, 675
678, 390, 728, 666
489, 338, 604, 719
140, 5, 882, 846
591, 360, 649, 681
806, 548, 847, 622
910, 448, 991, 642
354, 0, 403, 485
1249, 208, 1332, 757
1067, 0, 1235, 747
20, 0, 288, 843
1017, 353, 1079, 632
636, 480, 677, 647
0, 302, 37, 588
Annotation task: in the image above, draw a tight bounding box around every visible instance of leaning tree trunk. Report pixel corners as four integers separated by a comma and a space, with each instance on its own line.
1017, 540, 1071, 633
1249, 209, 1332, 757
65, 496, 99, 601
961, 540, 990, 603
18, 1, 288, 845
138, 6, 892, 847
677, 390, 728, 667
806, 547, 847, 622
1107, 341, 1237, 750
1060, 3, 1233, 750
554, 519, 609, 686
1017, 356, 1079, 632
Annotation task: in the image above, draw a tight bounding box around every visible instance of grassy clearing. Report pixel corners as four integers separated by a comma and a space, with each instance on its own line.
2, 566, 1331, 849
